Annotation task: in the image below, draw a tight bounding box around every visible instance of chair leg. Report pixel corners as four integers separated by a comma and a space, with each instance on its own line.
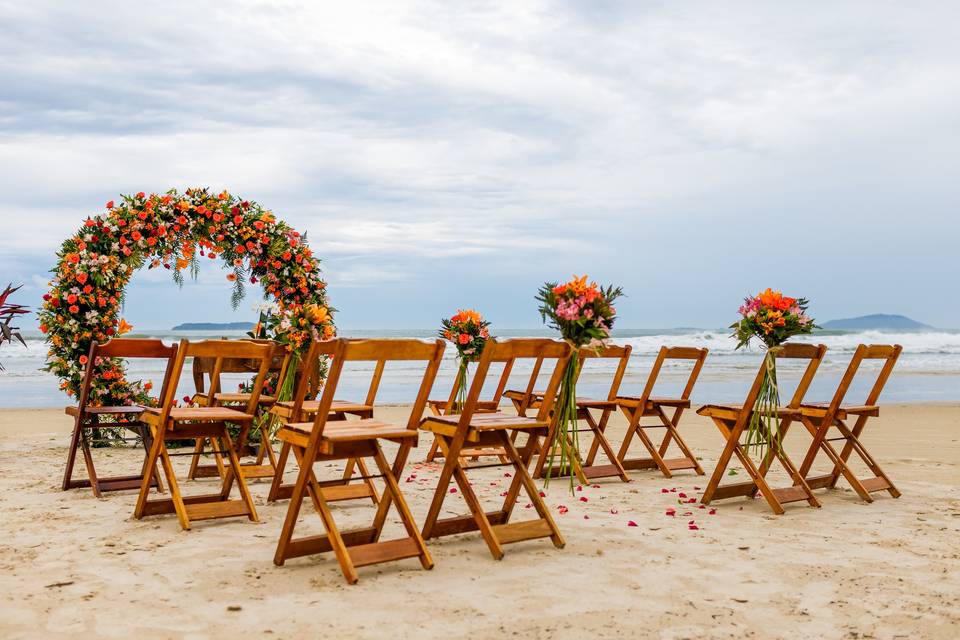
79, 428, 102, 498
424, 436, 442, 462
655, 407, 704, 475
187, 438, 206, 479
268, 441, 293, 502
371, 443, 433, 570
582, 409, 629, 482
701, 418, 743, 506
498, 431, 565, 549
280, 444, 359, 584
138, 428, 165, 494
353, 457, 381, 504
61, 416, 84, 491
219, 430, 258, 522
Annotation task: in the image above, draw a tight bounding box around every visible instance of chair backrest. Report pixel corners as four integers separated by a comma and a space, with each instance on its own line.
192, 339, 289, 395
286, 340, 387, 422
578, 344, 633, 402
629, 346, 708, 408
461, 338, 573, 427
439, 357, 516, 414
75, 338, 179, 412
300, 338, 446, 438
740, 343, 828, 415
157, 340, 275, 422
820, 344, 902, 419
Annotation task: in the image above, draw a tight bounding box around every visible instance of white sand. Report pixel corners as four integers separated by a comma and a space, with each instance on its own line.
0, 404, 958, 639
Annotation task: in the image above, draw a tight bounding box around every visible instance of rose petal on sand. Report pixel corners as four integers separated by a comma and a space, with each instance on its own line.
584, 515, 590, 520
449, 488, 457, 493
579, 496, 588, 502
627, 520, 638, 527
678, 492, 687, 498
665, 509, 676, 516
689, 524, 700, 530
538, 491, 546, 497
661, 488, 669, 493
709, 509, 717, 515
610, 508, 619, 514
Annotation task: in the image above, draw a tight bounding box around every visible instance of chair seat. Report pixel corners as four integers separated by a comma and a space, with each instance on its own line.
427, 399, 501, 412
697, 403, 801, 421
141, 406, 255, 425
574, 397, 617, 408
214, 392, 276, 405
272, 399, 373, 418
617, 396, 691, 410
421, 413, 549, 443
279, 419, 418, 443
65, 404, 146, 418
800, 403, 880, 419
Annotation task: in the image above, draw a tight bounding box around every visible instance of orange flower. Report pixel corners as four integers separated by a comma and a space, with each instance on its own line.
304, 304, 330, 324
79, 355, 88, 365
117, 318, 133, 336
226, 273, 237, 282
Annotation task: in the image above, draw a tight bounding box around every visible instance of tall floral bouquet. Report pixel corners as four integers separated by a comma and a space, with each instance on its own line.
439, 309, 491, 412
536, 276, 622, 488
731, 288, 816, 459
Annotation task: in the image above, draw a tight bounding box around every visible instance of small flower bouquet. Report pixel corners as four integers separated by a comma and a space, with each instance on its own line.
439, 309, 491, 411
536, 276, 623, 488
731, 288, 816, 458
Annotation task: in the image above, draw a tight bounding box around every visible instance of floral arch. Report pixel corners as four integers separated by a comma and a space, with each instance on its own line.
39, 188, 335, 406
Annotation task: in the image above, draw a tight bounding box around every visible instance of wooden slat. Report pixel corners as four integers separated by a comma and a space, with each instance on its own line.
491, 519, 553, 545
348, 538, 422, 568
426, 512, 509, 538
323, 484, 376, 502
711, 482, 758, 500
184, 500, 250, 521
804, 474, 834, 489
860, 477, 892, 493
769, 486, 811, 504
582, 464, 623, 479
664, 458, 698, 471
284, 527, 379, 560
621, 459, 660, 471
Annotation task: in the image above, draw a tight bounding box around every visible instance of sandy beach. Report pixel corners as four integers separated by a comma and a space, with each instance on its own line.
0, 404, 958, 639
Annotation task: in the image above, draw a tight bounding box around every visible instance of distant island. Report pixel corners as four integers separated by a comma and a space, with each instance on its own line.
171, 322, 255, 331
821, 314, 931, 331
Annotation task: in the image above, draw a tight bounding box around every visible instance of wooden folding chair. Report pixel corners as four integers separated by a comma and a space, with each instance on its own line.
420, 338, 571, 559
614, 346, 708, 478
134, 339, 273, 530
266, 346, 384, 504
795, 344, 902, 502
698, 343, 828, 514
512, 345, 633, 483
423, 357, 516, 465
273, 338, 443, 584
187, 340, 291, 481
62, 338, 176, 498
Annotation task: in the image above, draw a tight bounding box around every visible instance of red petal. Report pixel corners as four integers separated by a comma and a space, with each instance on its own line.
579, 497, 588, 502
449, 488, 457, 493
688, 525, 699, 530
610, 508, 618, 514
708, 509, 717, 515
627, 520, 638, 527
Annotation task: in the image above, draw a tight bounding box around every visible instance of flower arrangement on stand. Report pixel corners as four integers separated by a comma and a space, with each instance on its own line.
731, 288, 817, 459
439, 309, 491, 412
536, 275, 623, 490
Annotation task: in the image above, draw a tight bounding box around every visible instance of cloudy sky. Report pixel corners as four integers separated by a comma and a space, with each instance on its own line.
0, 1, 956, 330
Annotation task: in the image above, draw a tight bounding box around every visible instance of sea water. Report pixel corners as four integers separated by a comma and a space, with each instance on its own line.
1, 329, 959, 409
